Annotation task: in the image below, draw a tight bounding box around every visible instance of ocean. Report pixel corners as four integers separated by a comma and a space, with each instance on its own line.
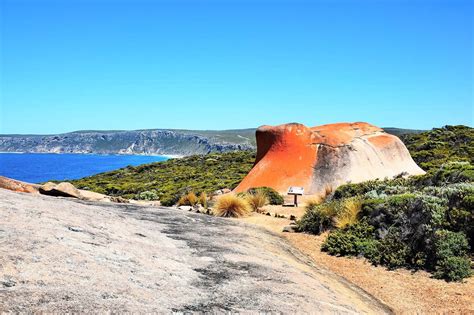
0, 153, 169, 183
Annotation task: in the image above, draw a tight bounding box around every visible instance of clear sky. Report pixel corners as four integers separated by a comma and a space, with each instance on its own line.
0, 0, 472, 134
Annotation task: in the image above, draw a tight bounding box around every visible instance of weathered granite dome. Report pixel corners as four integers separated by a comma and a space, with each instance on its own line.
234, 122, 425, 195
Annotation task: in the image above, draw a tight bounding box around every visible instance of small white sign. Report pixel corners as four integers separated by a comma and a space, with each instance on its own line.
288, 186, 304, 195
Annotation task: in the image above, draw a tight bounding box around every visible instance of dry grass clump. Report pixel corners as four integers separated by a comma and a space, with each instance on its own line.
246, 190, 268, 212
333, 197, 363, 229
323, 185, 334, 199
213, 194, 251, 218
177, 191, 198, 206
305, 195, 324, 209
198, 192, 208, 208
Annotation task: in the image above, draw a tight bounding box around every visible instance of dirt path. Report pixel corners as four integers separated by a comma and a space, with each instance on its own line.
241, 204, 474, 314
0, 189, 390, 313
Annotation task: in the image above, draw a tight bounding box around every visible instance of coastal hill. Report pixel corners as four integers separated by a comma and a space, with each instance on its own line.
0, 128, 256, 156
0, 127, 421, 156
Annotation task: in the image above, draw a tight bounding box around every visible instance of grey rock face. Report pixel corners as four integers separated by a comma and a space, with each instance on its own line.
0, 188, 390, 313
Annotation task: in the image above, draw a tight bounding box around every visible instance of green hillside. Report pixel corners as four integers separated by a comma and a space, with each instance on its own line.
71, 151, 255, 206
400, 125, 473, 171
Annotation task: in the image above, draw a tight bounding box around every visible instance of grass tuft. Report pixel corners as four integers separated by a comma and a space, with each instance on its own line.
198, 192, 208, 208
213, 194, 251, 218
333, 197, 363, 229
177, 191, 198, 206
246, 190, 268, 212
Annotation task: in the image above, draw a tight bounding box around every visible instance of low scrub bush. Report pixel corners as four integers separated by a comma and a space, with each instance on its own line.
317, 192, 473, 281
400, 125, 473, 171
136, 190, 159, 201
322, 221, 378, 257
298, 197, 363, 233
434, 256, 472, 282
305, 196, 324, 207
297, 201, 341, 234
373, 229, 411, 269
160, 194, 180, 207
333, 178, 411, 200
213, 194, 251, 218
413, 162, 474, 187
432, 230, 472, 281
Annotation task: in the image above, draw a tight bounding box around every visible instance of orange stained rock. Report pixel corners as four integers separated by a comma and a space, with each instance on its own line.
234, 122, 425, 195
310, 122, 383, 147
0, 176, 40, 194
235, 123, 318, 193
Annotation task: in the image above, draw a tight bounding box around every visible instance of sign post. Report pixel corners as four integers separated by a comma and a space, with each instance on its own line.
287, 186, 304, 207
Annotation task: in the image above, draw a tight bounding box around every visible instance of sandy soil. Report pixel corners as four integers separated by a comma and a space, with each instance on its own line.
241, 202, 474, 314
0, 189, 388, 313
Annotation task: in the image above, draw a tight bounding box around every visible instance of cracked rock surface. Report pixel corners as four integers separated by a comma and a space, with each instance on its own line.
0, 189, 389, 313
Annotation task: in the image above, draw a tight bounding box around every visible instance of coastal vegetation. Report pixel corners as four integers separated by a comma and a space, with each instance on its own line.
70, 151, 255, 206
297, 125, 474, 281
400, 125, 473, 171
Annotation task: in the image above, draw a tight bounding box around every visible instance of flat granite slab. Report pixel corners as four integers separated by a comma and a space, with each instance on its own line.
0, 188, 390, 313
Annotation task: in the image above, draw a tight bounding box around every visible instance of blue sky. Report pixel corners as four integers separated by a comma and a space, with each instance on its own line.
0, 0, 472, 134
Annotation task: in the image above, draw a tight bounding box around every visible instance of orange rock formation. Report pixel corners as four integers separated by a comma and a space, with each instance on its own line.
0, 176, 40, 194
234, 122, 425, 195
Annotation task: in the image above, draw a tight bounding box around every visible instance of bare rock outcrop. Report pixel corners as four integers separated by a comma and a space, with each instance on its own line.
0, 176, 111, 202
234, 122, 425, 195
39, 182, 82, 198
0, 176, 40, 194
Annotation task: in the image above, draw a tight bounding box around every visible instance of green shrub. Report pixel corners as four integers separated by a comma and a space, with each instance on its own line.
333, 178, 415, 200
434, 256, 472, 282
297, 201, 341, 234
299, 197, 364, 234
373, 230, 411, 269
462, 194, 474, 209
136, 190, 159, 201
432, 230, 471, 282
414, 162, 474, 187
362, 194, 447, 243
247, 187, 284, 205
333, 181, 380, 199
322, 221, 378, 257
320, 195, 473, 281
433, 230, 470, 260
160, 194, 180, 207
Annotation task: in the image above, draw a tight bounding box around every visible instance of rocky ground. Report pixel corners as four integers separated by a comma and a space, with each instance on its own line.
0, 189, 389, 313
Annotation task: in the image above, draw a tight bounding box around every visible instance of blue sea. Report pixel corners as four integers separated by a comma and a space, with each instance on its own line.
0, 153, 169, 183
